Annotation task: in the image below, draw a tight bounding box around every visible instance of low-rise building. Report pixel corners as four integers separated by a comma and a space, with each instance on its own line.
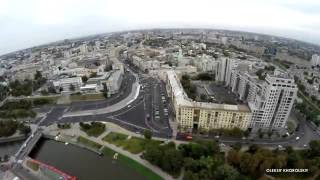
86, 70, 123, 95
52, 77, 83, 93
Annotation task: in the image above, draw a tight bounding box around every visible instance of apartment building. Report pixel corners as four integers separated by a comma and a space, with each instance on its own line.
166, 70, 251, 132
217, 58, 298, 130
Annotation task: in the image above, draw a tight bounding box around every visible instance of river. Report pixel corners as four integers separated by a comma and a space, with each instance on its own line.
29, 139, 148, 180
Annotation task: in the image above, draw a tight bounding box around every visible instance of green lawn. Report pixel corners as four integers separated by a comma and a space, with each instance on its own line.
79, 122, 106, 137
102, 132, 128, 146
77, 136, 102, 150
272, 60, 290, 70
103, 132, 163, 154
102, 147, 163, 180
26, 160, 40, 171
70, 93, 105, 102
298, 91, 320, 112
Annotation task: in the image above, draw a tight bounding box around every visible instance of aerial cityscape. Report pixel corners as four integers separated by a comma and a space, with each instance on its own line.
0, 28, 319, 180
1, 0, 320, 179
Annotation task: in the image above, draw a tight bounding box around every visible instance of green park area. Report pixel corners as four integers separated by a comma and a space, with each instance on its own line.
77, 136, 102, 150
102, 132, 162, 154
79, 122, 106, 137
272, 60, 292, 70
70, 93, 105, 102
141, 139, 320, 179
0, 98, 56, 120
102, 146, 163, 180
0, 120, 31, 137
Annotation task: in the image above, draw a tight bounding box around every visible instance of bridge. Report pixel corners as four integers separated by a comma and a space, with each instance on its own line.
14, 130, 42, 161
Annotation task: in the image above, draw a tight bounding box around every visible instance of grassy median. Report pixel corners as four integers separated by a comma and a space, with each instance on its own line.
70, 93, 105, 102
102, 146, 163, 180
103, 132, 162, 154
77, 136, 102, 150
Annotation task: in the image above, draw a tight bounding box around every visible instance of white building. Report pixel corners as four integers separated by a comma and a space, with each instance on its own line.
226, 62, 298, 130
52, 77, 83, 93
194, 55, 217, 72
311, 54, 320, 66
216, 57, 235, 83
86, 70, 123, 95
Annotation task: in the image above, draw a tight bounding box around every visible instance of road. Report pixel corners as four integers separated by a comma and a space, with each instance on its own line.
30, 45, 320, 147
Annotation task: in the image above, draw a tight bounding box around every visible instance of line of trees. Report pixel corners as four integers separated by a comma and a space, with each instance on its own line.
181, 75, 196, 100
9, 71, 47, 97
0, 120, 31, 137
0, 99, 41, 119
142, 140, 243, 179
143, 139, 320, 179
227, 141, 320, 178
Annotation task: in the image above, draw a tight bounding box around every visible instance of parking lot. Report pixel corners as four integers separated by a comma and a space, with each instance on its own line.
207, 83, 238, 104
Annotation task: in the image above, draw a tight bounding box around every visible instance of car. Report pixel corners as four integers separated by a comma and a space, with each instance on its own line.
296, 136, 300, 141
185, 135, 193, 140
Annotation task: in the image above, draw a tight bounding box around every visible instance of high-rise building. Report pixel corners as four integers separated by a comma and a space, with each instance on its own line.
216, 57, 234, 83
223, 59, 298, 130
248, 74, 297, 129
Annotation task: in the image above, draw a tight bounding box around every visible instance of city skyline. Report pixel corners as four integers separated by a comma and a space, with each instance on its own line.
1, 0, 320, 55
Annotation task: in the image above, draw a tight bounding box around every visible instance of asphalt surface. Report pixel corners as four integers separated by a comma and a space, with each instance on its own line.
33, 53, 319, 145
68, 71, 135, 111
36, 59, 173, 138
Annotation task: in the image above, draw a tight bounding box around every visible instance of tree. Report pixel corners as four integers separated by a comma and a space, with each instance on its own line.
264, 65, 275, 71
143, 145, 163, 165
104, 64, 113, 72
34, 71, 42, 80
40, 90, 49, 95
183, 170, 199, 180
227, 150, 242, 166
161, 148, 183, 174
18, 123, 31, 136
81, 75, 88, 83
309, 140, 320, 157
144, 129, 152, 140
232, 142, 242, 151
102, 83, 108, 98
214, 164, 240, 180
200, 94, 207, 101
69, 84, 75, 91
90, 72, 97, 78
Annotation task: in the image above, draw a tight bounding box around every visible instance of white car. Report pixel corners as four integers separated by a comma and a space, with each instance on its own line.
295, 136, 300, 141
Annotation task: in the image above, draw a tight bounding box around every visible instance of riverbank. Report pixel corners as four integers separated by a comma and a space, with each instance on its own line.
43, 123, 173, 180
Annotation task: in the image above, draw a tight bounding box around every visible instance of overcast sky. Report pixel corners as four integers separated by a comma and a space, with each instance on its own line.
1, 0, 320, 55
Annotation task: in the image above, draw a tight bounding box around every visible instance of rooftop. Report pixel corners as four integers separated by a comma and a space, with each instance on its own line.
167, 70, 251, 112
